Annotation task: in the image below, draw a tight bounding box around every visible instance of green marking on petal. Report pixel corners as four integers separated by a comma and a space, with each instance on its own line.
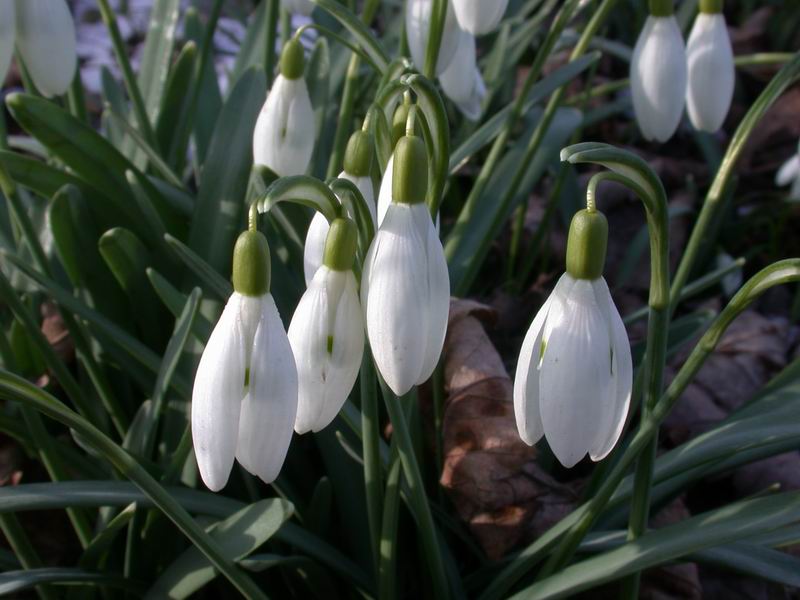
327, 335, 334, 355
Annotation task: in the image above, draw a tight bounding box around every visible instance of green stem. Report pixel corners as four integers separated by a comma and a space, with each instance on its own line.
66, 69, 88, 124
669, 53, 800, 311
483, 259, 800, 599
378, 444, 402, 600
0, 514, 57, 600
264, 0, 280, 88
95, 0, 159, 150
383, 387, 449, 599
0, 371, 269, 600
360, 349, 384, 581
423, 0, 448, 78
734, 52, 795, 67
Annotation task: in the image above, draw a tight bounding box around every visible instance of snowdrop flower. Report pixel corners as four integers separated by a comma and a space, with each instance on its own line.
281, 0, 315, 16
362, 133, 450, 395
304, 130, 377, 283
253, 39, 315, 176
630, 0, 687, 142
451, 0, 508, 35
686, 0, 734, 132
776, 141, 800, 201
440, 28, 486, 121
514, 208, 632, 467
291, 219, 365, 433
192, 230, 298, 491
406, 0, 462, 75
14, 0, 77, 98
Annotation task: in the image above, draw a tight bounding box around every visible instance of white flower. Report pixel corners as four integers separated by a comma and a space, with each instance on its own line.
776, 146, 800, 201
303, 172, 376, 284
253, 74, 315, 176
281, 0, 315, 16
686, 13, 734, 133
289, 266, 364, 433
451, 0, 508, 35
361, 201, 450, 395
0, 2, 14, 87
439, 28, 486, 121
192, 228, 298, 491
378, 155, 439, 231
514, 273, 632, 467
405, 0, 462, 75
630, 14, 687, 142
14, 0, 77, 98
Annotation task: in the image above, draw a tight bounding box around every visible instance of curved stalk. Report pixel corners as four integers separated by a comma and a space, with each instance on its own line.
295, 24, 383, 73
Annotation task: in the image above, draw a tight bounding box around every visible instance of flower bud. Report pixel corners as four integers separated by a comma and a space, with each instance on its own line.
630, 5, 687, 142
392, 135, 428, 205
686, 7, 734, 132
343, 130, 374, 178
451, 0, 508, 35
322, 218, 358, 272
232, 230, 271, 297
14, 0, 77, 98
565, 209, 608, 281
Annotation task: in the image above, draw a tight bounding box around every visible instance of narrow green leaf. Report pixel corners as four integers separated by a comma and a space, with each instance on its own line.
146, 268, 213, 341
165, 233, 232, 301
145, 499, 293, 599
156, 41, 198, 172
311, 0, 390, 73
185, 8, 222, 164
0, 568, 137, 595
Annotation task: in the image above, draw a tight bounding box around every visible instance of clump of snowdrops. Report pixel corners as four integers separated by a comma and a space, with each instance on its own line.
0, 0, 798, 598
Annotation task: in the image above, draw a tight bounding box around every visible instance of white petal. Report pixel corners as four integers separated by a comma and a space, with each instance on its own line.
191, 294, 247, 491
291, 269, 364, 433
377, 155, 394, 227
281, 0, 314, 15
451, 0, 508, 35
405, 0, 462, 75
588, 278, 632, 461
411, 203, 450, 385
776, 154, 800, 187
513, 283, 561, 446
0, 2, 15, 87
15, 0, 77, 98
236, 295, 298, 484
686, 14, 734, 133
630, 16, 687, 142
539, 279, 613, 468
303, 213, 329, 286
440, 29, 486, 121
253, 75, 315, 176
362, 204, 427, 395
340, 171, 378, 226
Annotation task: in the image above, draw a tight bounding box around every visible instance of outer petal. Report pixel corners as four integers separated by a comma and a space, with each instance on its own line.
411, 203, 450, 385
686, 14, 734, 133
236, 295, 298, 483
539, 279, 613, 468
341, 171, 378, 226
0, 2, 14, 87
440, 29, 486, 121
191, 294, 247, 491
776, 154, 800, 187
377, 155, 394, 227
253, 75, 315, 176
513, 285, 559, 446
362, 204, 427, 395
15, 0, 77, 98
588, 278, 633, 461
303, 213, 329, 285
405, 0, 461, 75
281, 0, 315, 15
451, 0, 508, 35
630, 16, 687, 142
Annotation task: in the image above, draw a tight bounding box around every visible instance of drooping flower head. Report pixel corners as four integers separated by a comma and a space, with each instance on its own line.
362, 129, 450, 395
440, 28, 487, 122
253, 39, 315, 176
451, 0, 508, 36
686, 0, 734, 133
405, 0, 462, 75
192, 229, 298, 491
14, 0, 77, 98
304, 129, 377, 283
291, 218, 365, 433
630, 0, 687, 142
514, 207, 632, 467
